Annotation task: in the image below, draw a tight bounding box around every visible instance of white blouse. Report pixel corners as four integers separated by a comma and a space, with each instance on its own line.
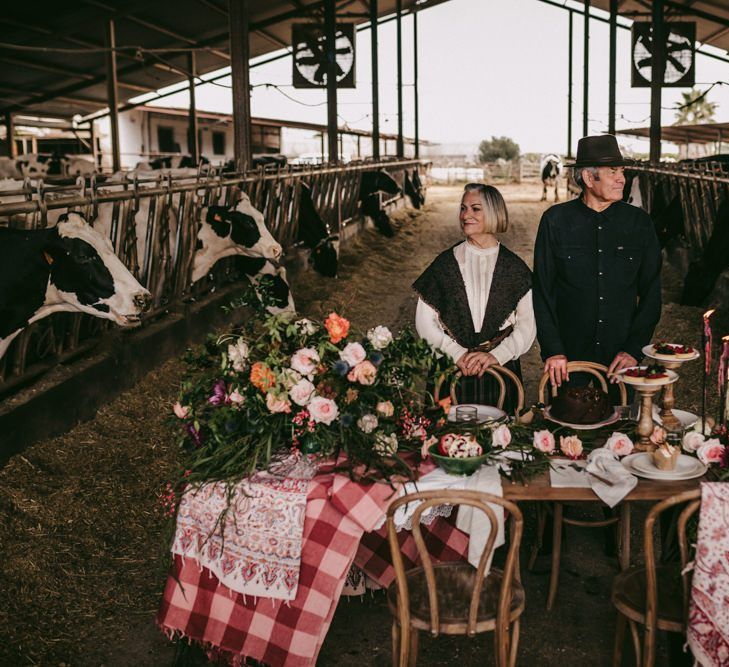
415, 241, 536, 365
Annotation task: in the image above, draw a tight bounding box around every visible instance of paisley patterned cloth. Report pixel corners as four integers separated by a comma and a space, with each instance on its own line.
688, 482, 729, 666
170, 454, 317, 601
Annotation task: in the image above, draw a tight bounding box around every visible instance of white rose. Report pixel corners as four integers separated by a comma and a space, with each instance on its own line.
227, 339, 249, 372
308, 396, 339, 425
374, 432, 398, 456
290, 347, 320, 376
491, 424, 512, 449
295, 318, 318, 335
357, 414, 379, 433
367, 325, 393, 350
605, 432, 634, 457
289, 378, 315, 406
279, 368, 302, 390
340, 342, 367, 367
682, 430, 705, 453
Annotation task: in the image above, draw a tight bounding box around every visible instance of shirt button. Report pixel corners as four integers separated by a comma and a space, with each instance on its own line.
597, 342, 601, 346
598, 249, 603, 253
600, 296, 604, 300
599, 319, 603, 323
598, 226, 602, 230
599, 271, 604, 276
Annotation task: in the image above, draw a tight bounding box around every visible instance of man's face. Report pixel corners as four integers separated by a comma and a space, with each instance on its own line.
584, 166, 626, 203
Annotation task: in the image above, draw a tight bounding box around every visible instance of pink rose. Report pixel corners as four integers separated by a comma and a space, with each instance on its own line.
533, 429, 556, 454
376, 401, 394, 417
290, 348, 320, 376
559, 435, 583, 459
347, 360, 377, 385
308, 396, 339, 425
289, 378, 315, 406
339, 342, 367, 367
605, 432, 634, 457
228, 389, 245, 405
696, 438, 725, 465
682, 430, 705, 453
173, 401, 190, 419
491, 424, 512, 449
650, 426, 667, 446
266, 392, 291, 414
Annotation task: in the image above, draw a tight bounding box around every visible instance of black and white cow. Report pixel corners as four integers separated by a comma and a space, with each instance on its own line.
0, 212, 151, 358
233, 256, 296, 315
358, 170, 402, 238
137, 155, 210, 171
297, 183, 338, 277
540, 155, 563, 202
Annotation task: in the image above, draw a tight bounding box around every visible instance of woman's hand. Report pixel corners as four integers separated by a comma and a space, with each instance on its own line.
457, 351, 499, 377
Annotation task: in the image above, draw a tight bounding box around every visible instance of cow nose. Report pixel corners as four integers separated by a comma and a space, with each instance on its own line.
134, 292, 152, 312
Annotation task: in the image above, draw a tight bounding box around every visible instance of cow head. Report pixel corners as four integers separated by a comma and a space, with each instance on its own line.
310, 235, 339, 278
45, 213, 151, 326
192, 194, 282, 282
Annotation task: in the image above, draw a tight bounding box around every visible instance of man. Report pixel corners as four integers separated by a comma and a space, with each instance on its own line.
533, 134, 662, 387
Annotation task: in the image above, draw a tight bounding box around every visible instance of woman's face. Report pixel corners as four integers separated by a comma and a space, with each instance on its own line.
459, 190, 487, 237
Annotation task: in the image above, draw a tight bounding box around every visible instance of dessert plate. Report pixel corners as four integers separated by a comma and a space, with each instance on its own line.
651, 406, 699, 429
543, 406, 621, 430
622, 453, 707, 480
642, 344, 700, 363
616, 367, 678, 387
447, 404, 507, 424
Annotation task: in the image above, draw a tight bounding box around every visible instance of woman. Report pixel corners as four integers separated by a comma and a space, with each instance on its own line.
413, 183, 535, 410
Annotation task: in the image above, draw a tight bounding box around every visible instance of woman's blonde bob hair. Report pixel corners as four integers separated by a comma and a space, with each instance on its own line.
462, 183, 509, 233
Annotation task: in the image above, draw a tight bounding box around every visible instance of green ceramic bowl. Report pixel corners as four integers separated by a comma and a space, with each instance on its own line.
428, 443, 490, 476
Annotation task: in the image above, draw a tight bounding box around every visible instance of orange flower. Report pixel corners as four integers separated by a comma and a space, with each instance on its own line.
324, 312, 350, 343
437, 397, 452, 414
250, 362, 276, 393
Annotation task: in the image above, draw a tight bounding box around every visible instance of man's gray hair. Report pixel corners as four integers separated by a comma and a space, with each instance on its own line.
572, 166, 600, 190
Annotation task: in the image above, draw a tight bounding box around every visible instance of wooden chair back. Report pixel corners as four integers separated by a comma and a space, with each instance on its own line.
386, 489, 523, 638
537, 360, 628, 406
642, 488, 701, 666
433, 366, 525, 418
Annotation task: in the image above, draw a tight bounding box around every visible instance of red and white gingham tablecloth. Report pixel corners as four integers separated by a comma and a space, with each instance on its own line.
156, 462, 470, 666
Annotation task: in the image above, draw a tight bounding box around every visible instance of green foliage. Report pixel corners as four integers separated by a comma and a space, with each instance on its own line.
674, 88, 717, 125
478, 136, 521, 163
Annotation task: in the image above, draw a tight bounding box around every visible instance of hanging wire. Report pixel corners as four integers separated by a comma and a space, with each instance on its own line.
0, 41, 226, 55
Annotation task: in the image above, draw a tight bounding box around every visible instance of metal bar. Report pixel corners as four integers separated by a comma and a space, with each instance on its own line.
583, 0, 590, 137
229, 0, 252, 172
105, 19, 121, 173
568, 10, 574, 157
188, 51, 199, 163
370, 0, 380, 160
396, 0, 404, 158
650, 0, 665, 163
325, 0, 339, 163
608, 0, 617, 135
4, 112, 15, 158
413, 9, 419, 159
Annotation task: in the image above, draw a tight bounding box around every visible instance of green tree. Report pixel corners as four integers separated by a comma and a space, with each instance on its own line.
674, 88, 717, 125
478, 136, 521, 163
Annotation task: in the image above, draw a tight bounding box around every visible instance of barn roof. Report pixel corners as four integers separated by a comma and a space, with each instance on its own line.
616, 120, 729, 145
0, 0, 446, 120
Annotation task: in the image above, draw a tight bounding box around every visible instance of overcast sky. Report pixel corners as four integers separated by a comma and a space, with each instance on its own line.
143, 0, 729, 155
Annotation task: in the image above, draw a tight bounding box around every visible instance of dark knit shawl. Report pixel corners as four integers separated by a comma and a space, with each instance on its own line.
413, 243, 532, 350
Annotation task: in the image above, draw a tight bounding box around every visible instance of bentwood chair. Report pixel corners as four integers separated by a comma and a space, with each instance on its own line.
386, 490, 525, 667
433, 366, 527, 423
529, 361, 630, 610
611, 488, 701, 667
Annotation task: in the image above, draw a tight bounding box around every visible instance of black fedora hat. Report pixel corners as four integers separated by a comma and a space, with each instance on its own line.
564, 134, 633, 168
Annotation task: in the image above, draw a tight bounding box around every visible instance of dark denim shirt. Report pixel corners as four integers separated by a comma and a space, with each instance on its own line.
533, 198, 662, 366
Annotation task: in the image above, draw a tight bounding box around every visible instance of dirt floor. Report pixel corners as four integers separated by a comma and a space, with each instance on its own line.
0, 182, 722, 666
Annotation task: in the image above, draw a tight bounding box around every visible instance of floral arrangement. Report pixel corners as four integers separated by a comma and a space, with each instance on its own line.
171, 296, 448, 485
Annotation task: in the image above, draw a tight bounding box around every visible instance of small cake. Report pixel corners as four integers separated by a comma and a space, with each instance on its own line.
652, 443, 680, 471
438, 433, 482, 458
622, 363, 669, 384
550, 385, 612, 424
652, 342, 695, 360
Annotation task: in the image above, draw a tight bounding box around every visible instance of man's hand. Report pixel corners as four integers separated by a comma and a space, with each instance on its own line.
544, 354, 569, 387
457, 351, 499, 377
608, 351, 637, 382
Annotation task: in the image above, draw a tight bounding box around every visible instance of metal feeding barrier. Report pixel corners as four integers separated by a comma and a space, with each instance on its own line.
0, 158, 428, 395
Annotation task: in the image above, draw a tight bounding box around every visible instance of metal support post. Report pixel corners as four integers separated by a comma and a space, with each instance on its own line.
105, 19, 121, 172
324, 0, 338, 163
396, 0, 404, 158
608, 0, 617, 135
188, 51, 199, 163
229, 0, 252, 172
370, 0, 380, 160
650, 0, 665, 163
583, 0, 590, 137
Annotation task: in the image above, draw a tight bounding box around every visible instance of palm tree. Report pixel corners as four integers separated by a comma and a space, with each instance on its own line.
674, 88, 717, 125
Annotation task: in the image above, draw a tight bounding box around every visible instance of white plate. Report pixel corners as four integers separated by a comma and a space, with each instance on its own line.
616, 367, 679, 387
651, 406, 699, 429
642, 344, 700, 363
622, 453, 707, 480
543, 406, 621, 430
448, 404, 507, 424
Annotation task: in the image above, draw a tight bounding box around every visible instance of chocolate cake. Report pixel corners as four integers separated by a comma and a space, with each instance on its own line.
550, 385, 612, 424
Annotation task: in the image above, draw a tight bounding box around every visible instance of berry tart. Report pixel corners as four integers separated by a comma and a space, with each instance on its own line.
651, 342, 696, 361
622, 363, 669, 385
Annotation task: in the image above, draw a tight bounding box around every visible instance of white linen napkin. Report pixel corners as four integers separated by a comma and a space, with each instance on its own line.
549, 459, 591, 488
586, 448, 637, 508
454, 465, 505, 571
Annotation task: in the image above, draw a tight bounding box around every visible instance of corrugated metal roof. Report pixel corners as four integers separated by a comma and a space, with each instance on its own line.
0, 0, 446, 119
617, 120, 729, 144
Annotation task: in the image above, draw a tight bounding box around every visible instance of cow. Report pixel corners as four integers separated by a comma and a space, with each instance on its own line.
412, 169, 425, 205
403, 172, 422, 209
137, 155, 210, 171
0, 212, 151, 359
540, 155, 562, 202
234, 256, 295, 316
623, 172, 645, 209
297, 182, 338, 277
358, 170, 402, 238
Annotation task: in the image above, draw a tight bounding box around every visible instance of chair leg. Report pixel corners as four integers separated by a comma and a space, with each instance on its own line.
618, 504, 631, 571
528, 504, 547, 571
509, 619, 521, 667
408, 629, 419, 667
392, 621, 400, 667
494, 620, 510, 667
612, 612, 627, 667
547, 502, 563, 610
628, 619, 642, 667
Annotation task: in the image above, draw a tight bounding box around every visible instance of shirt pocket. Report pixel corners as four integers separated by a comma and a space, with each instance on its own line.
555, 245, 590, 285
615, 245, 641, 285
